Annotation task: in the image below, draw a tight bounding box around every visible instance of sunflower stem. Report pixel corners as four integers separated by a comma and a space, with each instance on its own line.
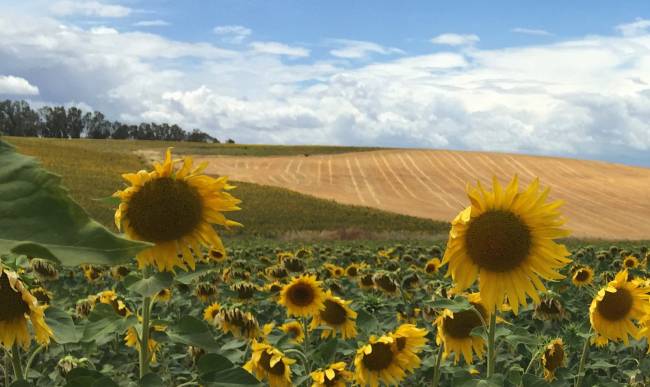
431, 345, 444, 387
10, 343, 24, 381
139, 267, 153, 379
518, 346, 544, 387
4, 350, 11, 386
23, 345, 45, 379
486, 310, 497, 379
574, 329, 592, 387
301, 317, 312, 375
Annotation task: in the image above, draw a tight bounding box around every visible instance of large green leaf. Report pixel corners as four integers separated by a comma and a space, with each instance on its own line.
0, 140, 150, 266
127, 272, 174, 298
44, 306, 83, 344
167, 316, 220, 352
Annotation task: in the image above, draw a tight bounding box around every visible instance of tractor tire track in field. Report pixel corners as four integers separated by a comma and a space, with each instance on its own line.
194, 149, 650, 240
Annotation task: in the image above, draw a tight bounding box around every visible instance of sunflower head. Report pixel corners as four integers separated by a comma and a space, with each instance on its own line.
279, 321, 305, 344
442, 176, 571, 315
113, 148, 241, 272
195, 283, 218, 303
75, 298, 95, 319
30, 258, 59, 281
310, 362, 353, 387
31, 287, 53, 305
541, 338, 565, 381
216, 308, 259, 339
232, 282, 258, 301
372, 273, 399, 294
435, 293, 488, 364
156, 288, 172, 303
390, 324, 428, 373
572, 266, 594, 287
267, 265, 289, 281
424, 258, 442, 275
623, 256, 639, 269
533, 296, 566, 321
281, 256, 305, 273
359, 274, 375, 289
0, 267, 53, 349
110, 265, 131, 280
244, 340, 295, 387
354, 335, 406, 387
203, 303, 221, 324
279, 275, 325, 318
589, 270, 650, 345
310, 290, 357, 339
206, 248, 228, 263
83, 265, 103, 282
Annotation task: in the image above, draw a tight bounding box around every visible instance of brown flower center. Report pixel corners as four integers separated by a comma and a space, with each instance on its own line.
0, 273, 30, 322
362, 342, 394, 371
126, 177, 203, 242
321, 299, 347, 325
260, 350, 286, 376
287, 282, 315, 307
442, 307, 485, 339
597, 287, 633, 321
360, 274, 374, 287
574, 269, 590, 282
543, 343, 564, 372
465, 210, 531, 272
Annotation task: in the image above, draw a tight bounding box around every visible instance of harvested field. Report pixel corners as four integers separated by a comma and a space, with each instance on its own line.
194, 149, 650, 240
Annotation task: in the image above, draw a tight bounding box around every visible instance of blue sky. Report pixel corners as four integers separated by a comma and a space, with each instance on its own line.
0, 1, 649, 166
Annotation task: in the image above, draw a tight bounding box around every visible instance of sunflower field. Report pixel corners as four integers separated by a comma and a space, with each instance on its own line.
1, 140, 650, 387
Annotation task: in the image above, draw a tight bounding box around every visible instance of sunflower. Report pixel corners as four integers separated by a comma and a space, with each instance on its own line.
589, 270, 650, 344
279, 321, 305, 344
311, 362, 353, 387
345, 263, 366, 278
0, 268, 53, 349
541, 338, 565, 381
266, 266, 289, 281
97, 290, 118, 304
533, 297, 566, 321
195, 283, 218, 302
83, 265, 103, 282
359, 274, 375, 290
110, 265, 130, 281
279, 275, 325, 317
232, 282, 258, 301
354, 335, 406, 387
215, 308, 259, 339
623, 256, 639, 269
442, 176, 571, 314
244, 340, 295, 387
281, 256, 305, 273
113, 148, 242, 272
572, 267, 594, 287
435, 293, 488, 364
310, 291, 357, 339
30, 258, 59, 281
206, 247, 228, 263
156, 288, 172, 303
424, 258, 442, 275
390, 324, 428, 373
75, 298, 95, 319
125, 320, 166, 363
203, 303, 221, 323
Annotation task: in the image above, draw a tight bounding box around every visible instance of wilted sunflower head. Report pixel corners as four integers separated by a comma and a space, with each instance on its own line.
541, 338, 565, 381
442, 176, 571, 315
402, 273, 420, 289
354, 335, 406, 387
31, 287, 53, 305
533, 297, 566, 321
359, 274, 375, 289
589, 270, 650, 345
345, 263, 366, 278
244, 340, 295, 387
373, 273, 399, 294
216, 308, 260, 339
266, 265, 288, 280
195, 283, 218, 303
279, 275, 325, 318
113, 148, 241, 272
281, 256, 305, 273
110, 265, 131, 280
75, 298, 95, 319
83, 265, 103, 282
0, 267, 53, 349
56, 355, 91, 378
232, 282, 258, 301
310, 362, 353, 387
30, 258, 59, 281
572, 266, 594, 287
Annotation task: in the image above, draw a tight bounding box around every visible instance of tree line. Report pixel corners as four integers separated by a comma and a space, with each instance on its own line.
0, 100, 233, 143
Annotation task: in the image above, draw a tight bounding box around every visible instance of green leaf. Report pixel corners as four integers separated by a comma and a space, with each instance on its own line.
198, 353, 234, 375
140, 373, 165, 387
356, 309, 379, 333
0, 140, 151, 266
44, 306, 83, 344
65, 368, 119, 387
202, 367, 262, 386
128, 272, 174, 297
167, 316, 220, 352
428, 297, 472, 312
82, 304, 136, 345
175, 264, 215, 284
9, 381, 33, 387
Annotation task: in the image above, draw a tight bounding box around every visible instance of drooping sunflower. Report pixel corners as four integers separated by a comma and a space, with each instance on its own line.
311, 362, 353, 387
195, 283, 218, 302
354, 335, 406, 387
156, 288, 172, 303
31, 287, 53, 305
279, 321, 305, 344
435, 293, 488, 364
215, 308, 260, 339
390, 324, 428, 373
589, 270, 650, 344
203, 302, 221, 324
623, 255, 639, 269
424, 258, 442, 275
279, 275, 325, 317
359, 274, 375, 290
572, 266, 594, 287
82, 265, 103, 282
541, 338, 565, 381
345, 263, 366, 278
113, 148, 242, 272
110, 265, 130, 281
125, 320, 166, 363
442, 176, 571, 314
533, 296, 566, 321
232, 282, 258, 301
0, 267, 53, 349
310, 290, 357, 339
373, 273, 399, 295
29, 258, 59, 281
244, 340, 295, 387
206, 247, 228, 263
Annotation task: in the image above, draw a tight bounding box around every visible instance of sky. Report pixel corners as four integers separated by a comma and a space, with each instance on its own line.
0, 1, 649, 166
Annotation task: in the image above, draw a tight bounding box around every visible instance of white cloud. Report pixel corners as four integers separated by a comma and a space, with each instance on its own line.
133, 20, 170, 27
249, 41, 310, 57
0, 11, 649, 165
329, 39, 404, 59
0, 75, 39, 95
430, 33, 479, 46
616, 18, 650, 36
50, 1, 131, 18
511, 27, 553, 36
213, 25, 252, 44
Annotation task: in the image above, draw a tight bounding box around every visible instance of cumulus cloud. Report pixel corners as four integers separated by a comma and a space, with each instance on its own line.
133, 20, 170, 27
511, 27, 553, 36
50, 1, 131, 18
616, 18, 650, 36
0, 75, 39, 95
0, 10, 649, 165
430, 33, 479, 46
329, 39, 404, 59
213, 25, 252, 44
249, 41, 310, 57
